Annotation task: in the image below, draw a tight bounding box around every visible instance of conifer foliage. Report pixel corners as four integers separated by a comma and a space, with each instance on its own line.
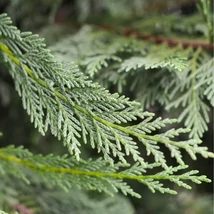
50, 24, 213, 140
0, 0, 213, 212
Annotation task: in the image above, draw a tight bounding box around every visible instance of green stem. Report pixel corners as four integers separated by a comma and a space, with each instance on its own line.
198, 0, 213, 44
190, 48, 202, 138
0, 150, 200, 182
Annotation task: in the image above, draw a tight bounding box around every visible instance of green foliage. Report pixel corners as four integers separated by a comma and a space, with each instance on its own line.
165, 49, 212, 139
50, 24, 213, 139
1, 13, 213, 169
0, 175, 135, 214
0, 146, 211, 198
0, 1, 213, 212
0, 12, 213, 196
197, 0, 214, 43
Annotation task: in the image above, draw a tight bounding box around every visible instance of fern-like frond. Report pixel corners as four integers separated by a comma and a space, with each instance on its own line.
51, 26, 188, 74
0, 14, 213, 169
195, 57, 214, 106
49, 26, 213, 139
119, 46, 187, 72
48, 24, 213, 140
82, 54, 121, 77
166, 48, 212, 138
0, 146, 211, 198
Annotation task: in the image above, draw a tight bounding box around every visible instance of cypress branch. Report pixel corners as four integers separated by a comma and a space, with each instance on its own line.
0, 13, 213, 202
1, 31, 213, 168
0, 146, 211, 198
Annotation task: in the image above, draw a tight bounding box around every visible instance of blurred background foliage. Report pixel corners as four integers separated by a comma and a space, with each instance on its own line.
0, 0, 213, 213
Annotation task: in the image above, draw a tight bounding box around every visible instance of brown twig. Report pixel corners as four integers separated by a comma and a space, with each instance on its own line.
94, 24, 214, 51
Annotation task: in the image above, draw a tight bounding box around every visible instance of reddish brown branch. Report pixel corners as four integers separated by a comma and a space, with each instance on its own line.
94, 24, 214, 51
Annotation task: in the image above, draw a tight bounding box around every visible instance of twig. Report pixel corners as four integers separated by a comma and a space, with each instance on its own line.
95, 24, 214, 51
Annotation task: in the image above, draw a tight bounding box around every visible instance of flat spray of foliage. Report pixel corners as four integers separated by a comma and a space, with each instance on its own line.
0, 6, 213, 212
51, 26, 213, 139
